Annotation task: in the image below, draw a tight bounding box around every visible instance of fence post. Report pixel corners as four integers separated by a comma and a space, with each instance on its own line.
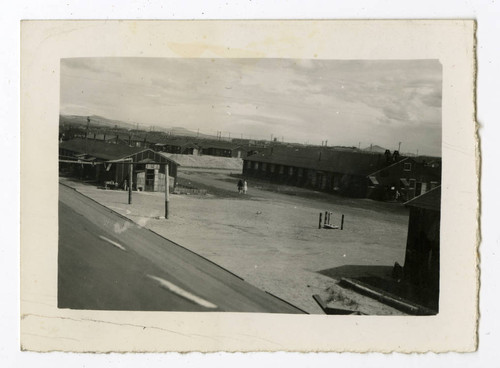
319, 213, 322, 229
341, 214, 345, 230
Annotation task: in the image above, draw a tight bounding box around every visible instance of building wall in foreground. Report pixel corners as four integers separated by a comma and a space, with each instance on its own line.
403, 207, 440, 311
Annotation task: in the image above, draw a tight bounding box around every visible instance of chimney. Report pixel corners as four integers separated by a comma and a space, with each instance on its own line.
393, 150, 400, 162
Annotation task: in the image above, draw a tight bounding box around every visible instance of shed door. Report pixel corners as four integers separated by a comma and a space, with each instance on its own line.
145, 169, 155, 191
316, 172, 324, 189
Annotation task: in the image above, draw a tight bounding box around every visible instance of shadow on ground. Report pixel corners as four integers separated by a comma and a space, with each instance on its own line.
319, 264, 393, 279
318, 264, 438, 313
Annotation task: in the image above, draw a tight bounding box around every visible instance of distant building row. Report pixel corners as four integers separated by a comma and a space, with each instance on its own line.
59, 133, 441, 201
60, 130, 249, 158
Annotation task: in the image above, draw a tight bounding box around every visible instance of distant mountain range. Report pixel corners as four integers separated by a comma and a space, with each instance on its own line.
59, 114, 214, 138
60, 115, 137, 130
60, 115, 437, 157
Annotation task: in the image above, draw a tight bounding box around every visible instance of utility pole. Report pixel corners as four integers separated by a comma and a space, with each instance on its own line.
128, 162, 133, 204
398, 141, 402, 152
85, 116, 90, 154
164, 164, 170, 219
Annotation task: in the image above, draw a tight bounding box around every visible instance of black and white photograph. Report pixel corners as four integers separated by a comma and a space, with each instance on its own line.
19, 19, 478, 354
58, 57, 442, 315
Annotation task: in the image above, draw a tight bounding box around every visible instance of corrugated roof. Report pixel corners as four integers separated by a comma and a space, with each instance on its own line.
159, 153, 242, 170
244, 146, 384, 176
405, 186, 441, 211
59, 138, 149, 160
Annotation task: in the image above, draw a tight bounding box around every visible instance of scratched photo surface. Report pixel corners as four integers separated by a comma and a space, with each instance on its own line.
58, 57, 442, 315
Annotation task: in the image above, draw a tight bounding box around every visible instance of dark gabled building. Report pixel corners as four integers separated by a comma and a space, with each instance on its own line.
402, 186, 441, 311
242, 146, 387, 197
366, 157, 441, 201
153, 137, 200, 155
199, 140, 246, 158
59, 138, 179, 192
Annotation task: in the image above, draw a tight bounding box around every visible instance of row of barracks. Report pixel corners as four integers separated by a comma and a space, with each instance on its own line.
242, 146, 441, 200
61, 130, 248, 159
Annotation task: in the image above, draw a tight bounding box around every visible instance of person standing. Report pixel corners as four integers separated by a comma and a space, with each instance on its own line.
237, 179, 243, 194
243, 179, 248, 194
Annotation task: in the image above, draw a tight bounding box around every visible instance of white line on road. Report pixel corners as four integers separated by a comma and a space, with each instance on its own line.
146, 274, 218, 309
99, 235, 127, 251
107, 205, 124, 211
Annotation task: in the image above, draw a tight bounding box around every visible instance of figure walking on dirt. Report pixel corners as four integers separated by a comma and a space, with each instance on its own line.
237, 179, 243, 194
243, 179, 248, 194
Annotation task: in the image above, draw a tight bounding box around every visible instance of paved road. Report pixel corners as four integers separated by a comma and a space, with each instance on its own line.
58, 184, 304, 313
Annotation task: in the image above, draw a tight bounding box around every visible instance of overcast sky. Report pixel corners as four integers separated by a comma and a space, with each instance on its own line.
60, 58, 442, 156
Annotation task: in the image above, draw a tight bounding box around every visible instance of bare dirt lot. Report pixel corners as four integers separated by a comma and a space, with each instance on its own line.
61, 170, 410, 314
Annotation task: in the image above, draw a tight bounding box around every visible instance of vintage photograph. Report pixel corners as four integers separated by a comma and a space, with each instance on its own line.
58, 57, 442, 315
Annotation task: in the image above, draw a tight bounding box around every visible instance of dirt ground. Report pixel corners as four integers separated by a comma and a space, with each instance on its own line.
61, 170, 410, 314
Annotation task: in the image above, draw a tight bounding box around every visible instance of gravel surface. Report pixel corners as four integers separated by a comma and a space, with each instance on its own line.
60, 172, 409, 315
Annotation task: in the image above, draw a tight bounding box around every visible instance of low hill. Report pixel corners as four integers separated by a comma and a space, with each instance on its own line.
164, 127, 214, 139
362, 145, 388, 154
60, 115, 136, 130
